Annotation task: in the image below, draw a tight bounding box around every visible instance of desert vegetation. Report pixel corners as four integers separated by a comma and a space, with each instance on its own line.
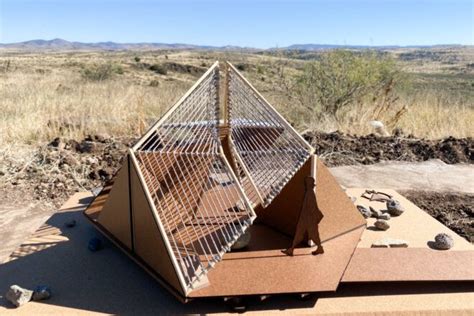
1, 47, 472, 151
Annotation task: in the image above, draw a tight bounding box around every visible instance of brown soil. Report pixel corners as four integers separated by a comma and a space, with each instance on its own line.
303, 131, 473, 167
401, 190, 474, 242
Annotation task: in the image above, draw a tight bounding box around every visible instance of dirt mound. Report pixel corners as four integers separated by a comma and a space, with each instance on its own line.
163, 62, 206, 75
2, 131, 472, 207
303, 131, 473, 167
401, 190, 474, 242
2, 135, 134, 206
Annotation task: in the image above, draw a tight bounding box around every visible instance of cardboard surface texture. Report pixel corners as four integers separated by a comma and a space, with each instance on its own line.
1, 192, 473, 315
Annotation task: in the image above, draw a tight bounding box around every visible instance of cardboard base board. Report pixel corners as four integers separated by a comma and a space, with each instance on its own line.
1, 192, 473, 315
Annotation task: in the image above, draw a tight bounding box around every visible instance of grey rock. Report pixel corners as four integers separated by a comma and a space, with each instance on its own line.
231, 230, 251, 251
378, 213, 391, 220
349, 196, 356, 203
372, 238, 409, 248
356, 205, 371, 218
433, 233, 454, 250
386, 199, 404, 216
374, 219, 390, 231
369, 206, 382, 218
5, 285, 33, 307
91, 186, 103, 197
32, 286, 52, 301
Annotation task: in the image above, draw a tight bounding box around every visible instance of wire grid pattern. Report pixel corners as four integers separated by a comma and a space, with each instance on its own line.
134, 66, 254, 292
228, 66, 312, 207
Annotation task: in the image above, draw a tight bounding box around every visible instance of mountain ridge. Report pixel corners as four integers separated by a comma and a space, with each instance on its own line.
0, 38, 468, 51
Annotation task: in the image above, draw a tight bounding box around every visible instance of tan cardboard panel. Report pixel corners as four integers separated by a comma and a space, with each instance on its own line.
129, 162, 185, 296
343, 248, 474, 282
341, 188, 474, 283
346, 188, 473, 250
256, 157, 366, 242
188, 225, 365, 297
97, 157, 132, 250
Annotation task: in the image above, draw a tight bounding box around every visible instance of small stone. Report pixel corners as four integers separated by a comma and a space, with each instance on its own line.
349, 196, 356, 203
231, 231, 251, 251
77, 141, 96, 153
386, 199, 404, 216
5, 285, 33, 307
91, 186, 103, 197
86, 157, 99, 166
61, 154, 79, 167
94, 133, 110, 143
433, 233, 454, 250
88, 237, 103, 252
234, 200, 246, 212
374, 219, 390, 231
65, 219, 76, 228
32, 285, 51, 301
372, 238, 409, 248
369, 206, 382, 218
378, 213, 391, 220
48, 137, 66, 150
357, 205, 371, 218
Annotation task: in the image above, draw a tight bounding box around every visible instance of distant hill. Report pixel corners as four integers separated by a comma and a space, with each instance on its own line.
0, 38, 467, 52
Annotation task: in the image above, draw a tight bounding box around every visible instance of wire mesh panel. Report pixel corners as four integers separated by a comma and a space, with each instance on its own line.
227, 63, 313, 207
133, 64, 255, 292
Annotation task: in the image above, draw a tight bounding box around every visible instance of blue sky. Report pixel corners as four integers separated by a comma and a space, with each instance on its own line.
0, 0, 472, 47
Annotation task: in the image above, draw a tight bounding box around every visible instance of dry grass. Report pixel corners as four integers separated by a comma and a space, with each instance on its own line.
0, 50, 473, 151
0, 66, 188, 147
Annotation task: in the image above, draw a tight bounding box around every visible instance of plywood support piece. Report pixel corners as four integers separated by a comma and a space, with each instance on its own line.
256, 155, 366, 242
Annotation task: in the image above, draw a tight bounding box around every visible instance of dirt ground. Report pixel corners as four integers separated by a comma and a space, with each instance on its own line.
0, 131, 472, 258
401, 190, 474, 242
304, 131, 473, 167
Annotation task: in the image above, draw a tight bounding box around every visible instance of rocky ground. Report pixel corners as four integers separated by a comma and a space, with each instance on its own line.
304, 131, 473, 167
401, 190, 474, 242
0, 132, 472, 242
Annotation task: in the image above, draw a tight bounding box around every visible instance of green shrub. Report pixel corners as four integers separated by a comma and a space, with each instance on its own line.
294, 50, 402, 119
149, 64, 167, 75
81, 63, 124, 81
134, 56, 141, 63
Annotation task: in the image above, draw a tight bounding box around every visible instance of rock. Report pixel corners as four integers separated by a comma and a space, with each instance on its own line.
91, 186, 103, 197
5, 285, 33, 307
378, 213, 391, 220
94, 133, 110, 143
65, 219, 76, 228
88, 237, 103, 252
369, 206, 382, 218
374, 219, 390, 231
357, 205, 371, 218
231, 231, 251, 251
98, 168, 114, 181
349, 196, 356, 203
32, 285, 51, 301
61, 153, 79, 167
386, 199, 404, 216
85, 157, 99, 166
234, 200, 247, 212
77, 141, 96, 153
48, 137, 66, 150
372, 238, 409, 248
433, 233, 454, 250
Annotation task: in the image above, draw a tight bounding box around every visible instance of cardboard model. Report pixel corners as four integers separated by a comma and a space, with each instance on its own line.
84, 61, 366, 301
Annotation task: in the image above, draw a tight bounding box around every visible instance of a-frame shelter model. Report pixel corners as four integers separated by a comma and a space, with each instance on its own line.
84, 61, 366, 301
